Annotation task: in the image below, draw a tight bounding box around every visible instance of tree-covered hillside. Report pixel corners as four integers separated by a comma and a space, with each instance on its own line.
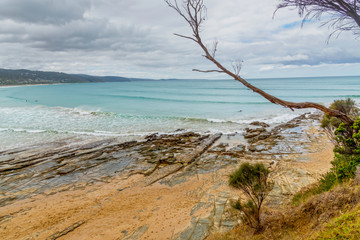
0, 68, 136, 85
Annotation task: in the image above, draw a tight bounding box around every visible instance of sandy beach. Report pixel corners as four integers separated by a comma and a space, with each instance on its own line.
0, 113, 334, 240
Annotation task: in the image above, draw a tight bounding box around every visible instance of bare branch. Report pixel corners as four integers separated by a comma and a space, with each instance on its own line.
232, 60, 244, 76
173, 33, 197, 42
275, 0, 360, 38
166, 0, 355, 125
192, 69, 224, 73
211, 40, 218, 58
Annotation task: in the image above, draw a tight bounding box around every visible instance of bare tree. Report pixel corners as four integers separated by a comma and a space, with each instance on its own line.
165, 0, 355, 125
276, 0, 360, 38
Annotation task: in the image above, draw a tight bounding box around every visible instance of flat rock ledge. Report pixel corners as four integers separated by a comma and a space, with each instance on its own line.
0, 112, 333, 240
0, 132, 221, 206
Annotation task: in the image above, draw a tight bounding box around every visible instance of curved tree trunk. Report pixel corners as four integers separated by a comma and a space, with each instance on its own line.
166, 0, 355, 126
195, 34, 355, 125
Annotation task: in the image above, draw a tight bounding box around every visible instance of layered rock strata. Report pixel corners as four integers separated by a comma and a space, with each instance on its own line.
0, 113, 334, 240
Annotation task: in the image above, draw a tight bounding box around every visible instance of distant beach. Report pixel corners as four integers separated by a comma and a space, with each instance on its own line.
0, 83, 67, 88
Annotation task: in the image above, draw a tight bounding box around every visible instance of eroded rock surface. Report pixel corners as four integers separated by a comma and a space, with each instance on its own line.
0, 132, 221, 207
0, 112, 334, 240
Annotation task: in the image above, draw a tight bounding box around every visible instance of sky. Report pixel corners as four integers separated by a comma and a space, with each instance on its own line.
0, 0, 359, 79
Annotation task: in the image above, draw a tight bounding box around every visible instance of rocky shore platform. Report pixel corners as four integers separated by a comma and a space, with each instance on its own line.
0, 113, 334, 240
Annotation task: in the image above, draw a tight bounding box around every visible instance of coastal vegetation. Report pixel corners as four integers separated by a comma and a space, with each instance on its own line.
165, 1, 360, 237
311, 205, 360, 239
294, 113, 360, 206
207, 99, 360, 239
321, 98, 359, 140
292, 99, 360, 205
209, 180, 360, 239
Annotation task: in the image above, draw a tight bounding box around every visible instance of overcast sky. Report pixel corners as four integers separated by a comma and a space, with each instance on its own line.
0, 0, 359, 79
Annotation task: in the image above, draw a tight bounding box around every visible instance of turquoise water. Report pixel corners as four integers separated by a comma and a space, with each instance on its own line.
0, 76, 359, 150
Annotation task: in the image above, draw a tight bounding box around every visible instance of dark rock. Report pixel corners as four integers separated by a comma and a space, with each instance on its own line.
245, 127, 266, 133
244, 127, 266, 139
229, 145, 245, 153
250, 121, 270, 128
56, 166, 77, 175
145, 133, 158, 141
175, 128, 185, 132
248, 132, 272, 143
248, 144, 267, 152
146, 158, 159, 164
210, 143, 229, 152
178, 131, 198, 138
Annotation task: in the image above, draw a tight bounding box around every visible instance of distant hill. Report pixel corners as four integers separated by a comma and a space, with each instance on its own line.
0, 68, 151, 86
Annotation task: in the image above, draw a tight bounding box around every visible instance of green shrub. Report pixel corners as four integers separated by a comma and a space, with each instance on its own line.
321, 98, 358, 129
310, 205, 360, 239
332, 154, 360, 183
317, 171, 337, 192
332, 117, 360, 183
295, 104, 360, 205
321, 98, 359, 140
229, 163, 273, 231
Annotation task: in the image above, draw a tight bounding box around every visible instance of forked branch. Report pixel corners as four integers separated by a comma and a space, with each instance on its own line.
192, 69, 224, 73
165, 0, 354, 125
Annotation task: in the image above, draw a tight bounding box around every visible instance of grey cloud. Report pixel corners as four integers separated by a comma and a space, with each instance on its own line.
0, 0, 91, 24
0, 18, 156, 53
0, 0, 359, 79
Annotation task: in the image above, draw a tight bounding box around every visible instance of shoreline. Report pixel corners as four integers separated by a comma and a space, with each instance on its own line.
0, 110, 311, 152
0, 113, 334, 239
0, 82, 69, 88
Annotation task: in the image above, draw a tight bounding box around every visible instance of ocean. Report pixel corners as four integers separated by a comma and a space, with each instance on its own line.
0, 76, 359, 150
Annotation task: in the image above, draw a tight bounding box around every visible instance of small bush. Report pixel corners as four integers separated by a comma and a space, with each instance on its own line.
318, 171, 337, 192
229, 162, 273, 231
321, 98, 358, 130
321, 98, 359, 141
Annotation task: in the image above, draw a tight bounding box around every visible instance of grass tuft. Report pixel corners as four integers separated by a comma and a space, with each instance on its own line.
310, 205, 360, 239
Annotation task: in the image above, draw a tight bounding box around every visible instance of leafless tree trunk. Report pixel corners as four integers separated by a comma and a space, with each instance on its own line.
165, 0, 354, 125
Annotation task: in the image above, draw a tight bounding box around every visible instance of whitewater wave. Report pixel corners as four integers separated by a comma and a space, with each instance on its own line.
97, 94, 271, 105
0, 105, 115, 118
0, 127, 156, 138
0, 104, 307, 127
178, 112, 308, 125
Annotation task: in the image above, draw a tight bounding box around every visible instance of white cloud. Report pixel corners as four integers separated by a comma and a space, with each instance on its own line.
0, 0, 359, 79
277, 54, 309, 62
